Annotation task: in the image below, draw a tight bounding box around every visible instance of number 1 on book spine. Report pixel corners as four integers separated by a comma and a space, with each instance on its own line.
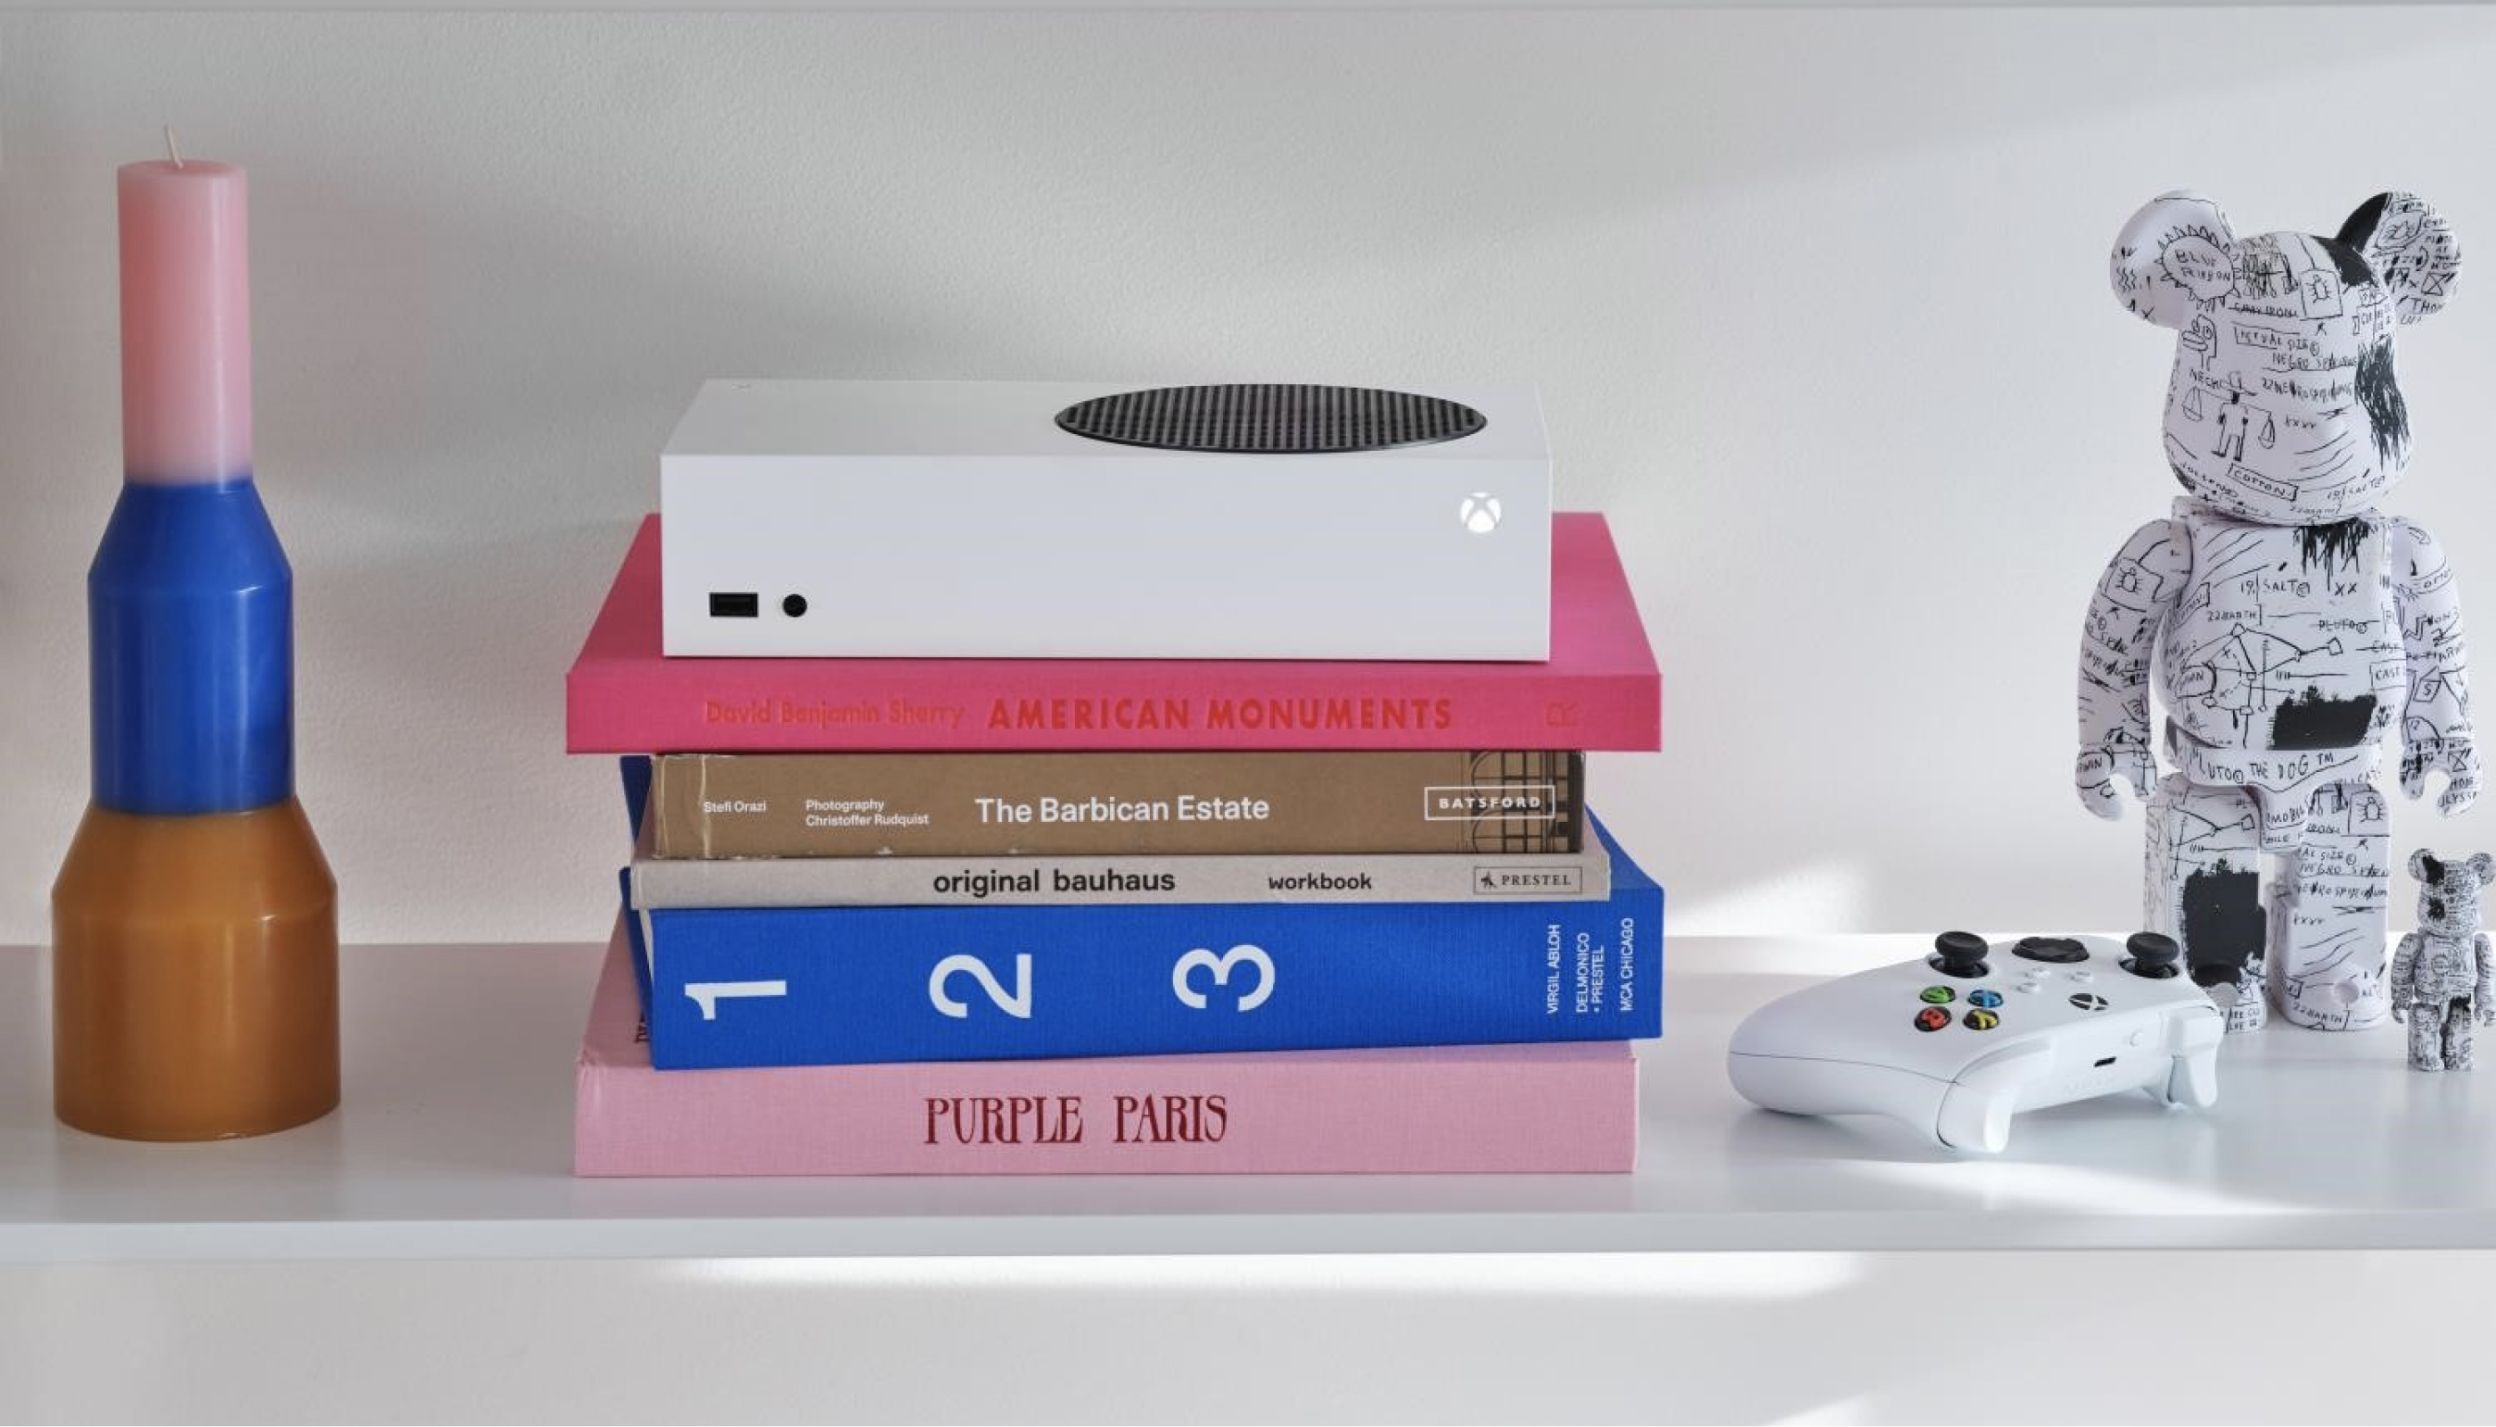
683, 980, 788, 1020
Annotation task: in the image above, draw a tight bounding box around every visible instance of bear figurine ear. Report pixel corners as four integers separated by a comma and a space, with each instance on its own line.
2339, 192, 2461, 324
2412, 848, 2444, 882
2470, 852, 2496, 887
2111, 191, 2238, 331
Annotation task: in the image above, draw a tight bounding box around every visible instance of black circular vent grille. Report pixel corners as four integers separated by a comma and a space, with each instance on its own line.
1054, 383, 1487, 454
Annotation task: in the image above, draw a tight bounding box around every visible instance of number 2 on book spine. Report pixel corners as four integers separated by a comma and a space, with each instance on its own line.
1173, 945, 1275, 1012
930, 953, 1034, 1019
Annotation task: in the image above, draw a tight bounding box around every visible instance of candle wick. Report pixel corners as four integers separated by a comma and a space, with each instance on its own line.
164, 125, 184, 169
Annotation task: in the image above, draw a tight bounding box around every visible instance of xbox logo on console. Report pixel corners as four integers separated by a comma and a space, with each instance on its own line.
1460, 493, 1503, 534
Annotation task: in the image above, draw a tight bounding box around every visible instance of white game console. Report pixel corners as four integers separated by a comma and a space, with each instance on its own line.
1726, 932, 2224, 1153
658, 380, 1554, 660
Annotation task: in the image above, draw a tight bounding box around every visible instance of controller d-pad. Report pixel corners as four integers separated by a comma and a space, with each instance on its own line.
1963, 1008, 2001, 1030
2070, 993, 2109, 1012
1915, 1007, 1952, 1032
1969, 989, 2003, 1008
1919, 986, 1956, 1005
2013, 936, 2089, 964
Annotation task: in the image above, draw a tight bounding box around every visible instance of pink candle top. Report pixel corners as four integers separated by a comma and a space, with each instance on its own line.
118, 158, 252, 484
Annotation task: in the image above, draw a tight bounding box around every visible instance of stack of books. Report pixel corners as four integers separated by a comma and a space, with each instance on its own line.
562, 395, 1663, 1176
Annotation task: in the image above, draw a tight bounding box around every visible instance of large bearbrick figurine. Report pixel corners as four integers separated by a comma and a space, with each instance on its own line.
2079, 191, 2476, 1033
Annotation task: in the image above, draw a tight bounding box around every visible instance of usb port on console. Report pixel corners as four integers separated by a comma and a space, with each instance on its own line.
709, 592, 760, 618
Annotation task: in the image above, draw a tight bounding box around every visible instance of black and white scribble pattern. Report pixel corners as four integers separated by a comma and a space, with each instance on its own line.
2082, 191, 2477, 1032
2391, 850, 2496, 1070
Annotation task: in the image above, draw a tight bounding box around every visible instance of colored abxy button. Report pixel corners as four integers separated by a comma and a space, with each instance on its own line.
1919, 986, 1956, 1005
1969, 989, 2003, 1008
1963, 1008, 2001, 1030
1915, 1007, 1952, 1032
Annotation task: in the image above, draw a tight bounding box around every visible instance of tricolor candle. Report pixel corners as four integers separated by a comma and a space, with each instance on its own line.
51, 146, 339, 1141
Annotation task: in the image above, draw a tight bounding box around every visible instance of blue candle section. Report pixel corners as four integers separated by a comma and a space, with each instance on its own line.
88, 478, 293, 815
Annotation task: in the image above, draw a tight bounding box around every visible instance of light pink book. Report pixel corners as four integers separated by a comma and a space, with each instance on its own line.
574, 920, 1639, 1176
565, 514, 1660, 754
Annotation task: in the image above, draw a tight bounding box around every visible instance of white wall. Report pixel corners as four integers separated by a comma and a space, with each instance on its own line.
5, 7, 2496, 944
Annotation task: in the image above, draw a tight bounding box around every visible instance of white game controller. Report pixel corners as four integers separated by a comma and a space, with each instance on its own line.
1727, 932, 2224, 1153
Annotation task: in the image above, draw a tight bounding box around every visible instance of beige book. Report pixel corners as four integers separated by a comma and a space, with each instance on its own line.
647, 750, 1585, 859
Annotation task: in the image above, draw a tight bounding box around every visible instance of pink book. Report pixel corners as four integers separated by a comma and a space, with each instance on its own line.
565, 514, 1660, 753
574, 920, 1639, 1176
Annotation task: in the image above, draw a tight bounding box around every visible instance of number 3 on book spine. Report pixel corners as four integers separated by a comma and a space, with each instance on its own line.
1174, 945, 1274, 1012
929, 953, 1034, 1019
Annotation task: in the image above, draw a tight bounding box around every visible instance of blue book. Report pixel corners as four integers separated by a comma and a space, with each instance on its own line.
632, 819, 1663, 1069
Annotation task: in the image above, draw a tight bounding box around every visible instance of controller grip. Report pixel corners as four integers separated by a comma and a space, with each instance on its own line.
1726, 1054, 1953, 1147
1935, 1042, 2055, 1153
2156, 1009, 2225, 1107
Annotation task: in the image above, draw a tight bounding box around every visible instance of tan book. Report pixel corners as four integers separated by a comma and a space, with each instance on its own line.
647, 750, 1585, 859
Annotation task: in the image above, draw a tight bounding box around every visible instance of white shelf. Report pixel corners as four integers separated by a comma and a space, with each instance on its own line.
6, 934, 2490, 1264
0, 1, 2420, 9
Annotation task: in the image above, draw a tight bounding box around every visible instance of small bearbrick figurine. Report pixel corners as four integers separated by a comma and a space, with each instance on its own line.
2080, 192, 2477, 1033
2392, 850, 2495, 1071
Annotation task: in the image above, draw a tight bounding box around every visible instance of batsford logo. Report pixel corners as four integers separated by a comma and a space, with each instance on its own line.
1424, 784, 1559, 822
1459, 492, 1503, 534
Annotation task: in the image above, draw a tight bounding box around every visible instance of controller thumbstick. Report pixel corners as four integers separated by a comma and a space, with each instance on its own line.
2124, 932, 2182, 979
1933, 931, 1991, 979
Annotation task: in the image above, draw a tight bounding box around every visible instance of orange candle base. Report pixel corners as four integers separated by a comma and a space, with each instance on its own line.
52, 797, 339, 1141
